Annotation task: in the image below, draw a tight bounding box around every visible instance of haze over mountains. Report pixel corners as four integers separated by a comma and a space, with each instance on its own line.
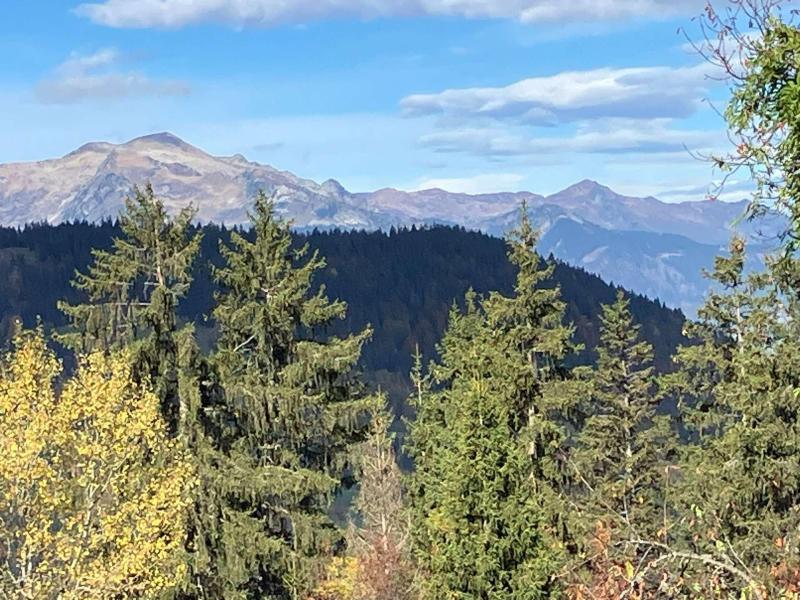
0, 133, 782, 314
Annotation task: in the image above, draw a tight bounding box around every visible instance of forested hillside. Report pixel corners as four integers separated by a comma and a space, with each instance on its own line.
0, 220, 685, 403
8, 2, 800, 599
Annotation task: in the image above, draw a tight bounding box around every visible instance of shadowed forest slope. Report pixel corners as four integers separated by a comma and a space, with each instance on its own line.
0, 222, 686, 414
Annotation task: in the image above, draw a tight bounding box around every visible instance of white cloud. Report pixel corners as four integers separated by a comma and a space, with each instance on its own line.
402, 64, 714, 124
74, 0, 705, 29
420, 120, 719, 157
410, 172, 526, 194
36, 48, 190, 104
656, 179, 754, 203
403, 63, 725, 162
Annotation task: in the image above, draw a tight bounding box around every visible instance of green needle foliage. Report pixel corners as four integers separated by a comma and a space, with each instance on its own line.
407, 209, 574, 600
58, 183, 202, 434
567, 291, 676, 595
54, 186, 226, 598
481, 208, 577, 526
208, 192, 381, 599
55, 186, 225, 598
679, 6, 800, 591
666, 238, 800, 598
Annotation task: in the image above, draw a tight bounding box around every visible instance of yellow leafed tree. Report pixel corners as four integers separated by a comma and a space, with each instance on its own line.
0, 329, 195, 599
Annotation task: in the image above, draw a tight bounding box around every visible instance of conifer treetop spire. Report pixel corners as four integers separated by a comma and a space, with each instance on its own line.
58, 183, 202, 435
203, 189, 380, 598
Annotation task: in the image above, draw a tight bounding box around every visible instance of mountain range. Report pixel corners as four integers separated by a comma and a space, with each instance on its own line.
0, 132, 783, 314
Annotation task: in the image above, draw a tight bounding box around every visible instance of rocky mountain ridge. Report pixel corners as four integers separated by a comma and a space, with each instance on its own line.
0, 132, 781, 314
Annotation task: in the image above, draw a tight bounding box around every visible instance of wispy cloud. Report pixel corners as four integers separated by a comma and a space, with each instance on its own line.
36, 48, 190, 104
657, 179, 754, 203
402, 64, 715, 125
402, 61, 723, 164
74, 0, 705, 29
252, 141, 286, 152
419, 119, 719, 158
410, 172, 526, 194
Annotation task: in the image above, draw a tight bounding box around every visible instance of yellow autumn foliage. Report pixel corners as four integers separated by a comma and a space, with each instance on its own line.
309, 557, 360, 600
0, 330, 195, 599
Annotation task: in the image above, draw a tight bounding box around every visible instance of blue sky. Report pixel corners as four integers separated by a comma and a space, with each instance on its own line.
0, 0, 738, 200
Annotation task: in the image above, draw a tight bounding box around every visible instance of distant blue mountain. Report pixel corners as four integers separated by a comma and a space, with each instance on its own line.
538, 218, 772, 315
0, 133, 785, 314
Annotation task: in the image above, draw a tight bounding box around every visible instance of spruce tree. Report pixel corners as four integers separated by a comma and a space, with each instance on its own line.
568, 291, 675, 594
59, 184, 202, 434
208, 192, 380, 599
666, 238, 800, 597
481, 208, 576, 510
173, 325, 231, 600
57, 186, 215, 597
407, 209, 574, 599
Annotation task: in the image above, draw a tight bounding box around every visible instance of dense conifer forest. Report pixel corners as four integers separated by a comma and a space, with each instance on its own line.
5, 2, 800, 598
0, 220, 685, 399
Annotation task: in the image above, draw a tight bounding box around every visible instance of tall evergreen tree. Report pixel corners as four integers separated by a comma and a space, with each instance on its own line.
664, 238, 800, 598
481, 208, 576, 513
58, 184, 202, 434
407, 209, 575, 599
567, 291, 675, 595
207, 193, 380, 599
56, 186, 216, 598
